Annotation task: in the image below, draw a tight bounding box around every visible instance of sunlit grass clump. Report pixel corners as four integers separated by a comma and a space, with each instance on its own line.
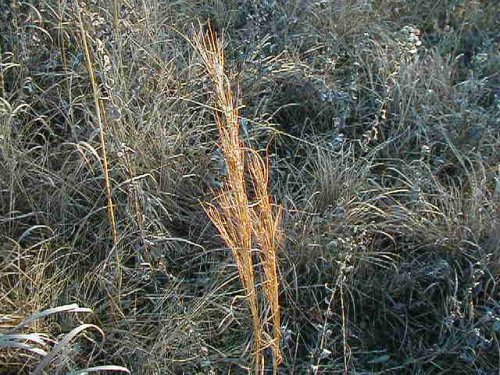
193, 25, 283, 373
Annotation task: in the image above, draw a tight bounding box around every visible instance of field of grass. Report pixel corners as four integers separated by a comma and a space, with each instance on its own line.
1, 1, 499, 373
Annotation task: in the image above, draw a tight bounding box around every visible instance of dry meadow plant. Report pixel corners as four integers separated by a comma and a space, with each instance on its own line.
193, 24, 283, 373
248, 150, 283, 368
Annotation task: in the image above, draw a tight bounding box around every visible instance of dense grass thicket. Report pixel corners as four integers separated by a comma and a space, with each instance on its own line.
1, 1, 499, 373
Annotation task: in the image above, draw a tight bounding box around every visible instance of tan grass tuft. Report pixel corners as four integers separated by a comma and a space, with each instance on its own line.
193, 23, 283, 373
248, 150, 283, 368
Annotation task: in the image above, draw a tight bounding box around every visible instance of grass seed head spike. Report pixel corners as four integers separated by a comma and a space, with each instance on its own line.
194, 22, 283, 373
193, 23, 263, 372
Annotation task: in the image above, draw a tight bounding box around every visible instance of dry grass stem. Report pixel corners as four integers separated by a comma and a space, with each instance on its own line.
194, 24, 283, 373
77, 10, 122, 313
193, 25, 263, 372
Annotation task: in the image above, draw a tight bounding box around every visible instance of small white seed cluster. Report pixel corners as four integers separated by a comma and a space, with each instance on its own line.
399, 26, 422, 55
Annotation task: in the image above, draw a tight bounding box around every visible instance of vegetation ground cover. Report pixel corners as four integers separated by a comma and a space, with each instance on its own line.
1, 1, 499, 373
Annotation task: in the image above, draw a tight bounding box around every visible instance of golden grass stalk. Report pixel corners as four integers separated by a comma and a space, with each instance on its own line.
77, 12, 118, 248
248, 152, 283, 370
193, 24, 282, 373
193, 25, 263, 372
77, 10, 123, 318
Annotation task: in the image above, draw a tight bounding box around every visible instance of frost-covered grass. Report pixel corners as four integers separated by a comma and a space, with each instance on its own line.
1, 1, 498, 373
